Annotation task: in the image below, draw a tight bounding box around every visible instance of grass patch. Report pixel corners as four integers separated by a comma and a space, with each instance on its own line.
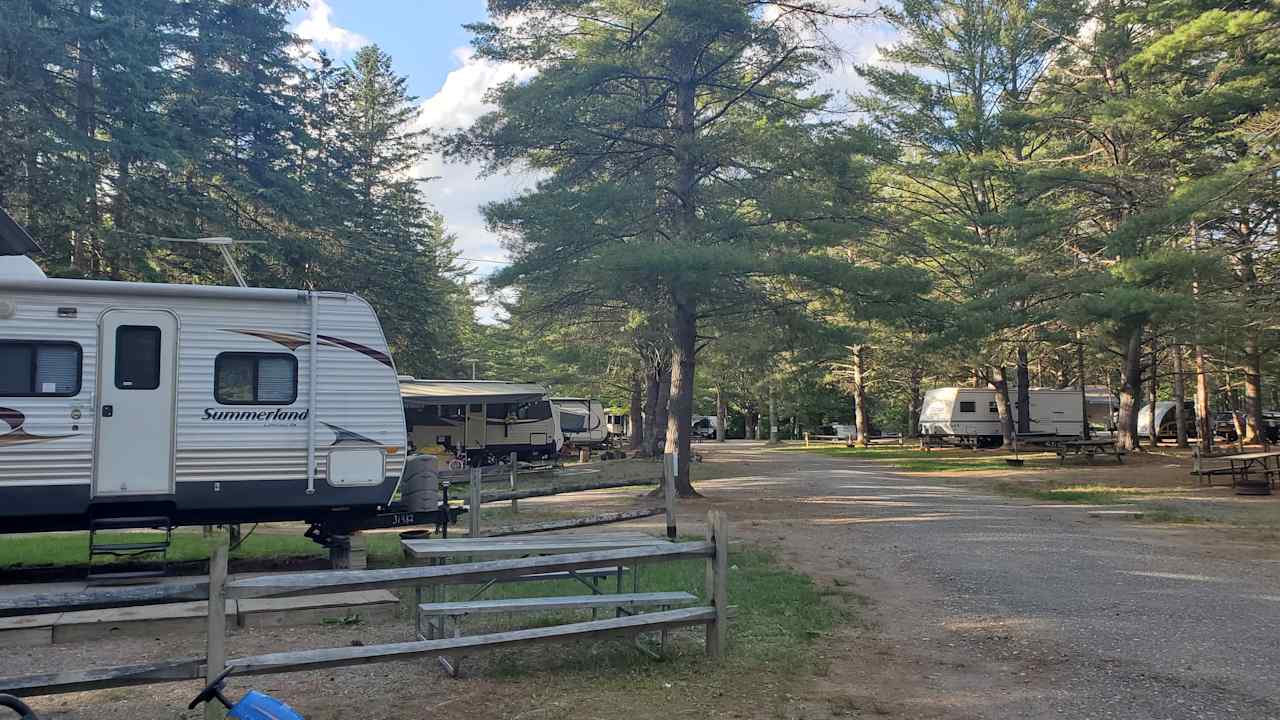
778, 444, 1055, 473
992, 482, 1172, 504
439, 543, 853, 682
0, 529, 414, 570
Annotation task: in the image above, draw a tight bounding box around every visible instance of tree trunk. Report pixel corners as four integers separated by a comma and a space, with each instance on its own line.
1173, 346, 1188, 448
1015, 345, 1031, 435
641, 363, 662, 456
853, 345, 869, 448
906, 366, 922, 438
989, 366, 1015, 448
766, 384, 779, 444
652, 363, 672, 457
1148, 335, 1159, 447
1077, 335, 1090, 439
1116, 324, 1145, 452
1245, 333, 1264, 445
663, 288, 697, 496
1192, 345, 1213, 450
628, 370, 644, 451
716, 387, 727, 443
661, 63, 699, 496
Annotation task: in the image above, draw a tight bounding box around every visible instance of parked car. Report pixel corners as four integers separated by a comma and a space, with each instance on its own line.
1214, 411, 1280, 442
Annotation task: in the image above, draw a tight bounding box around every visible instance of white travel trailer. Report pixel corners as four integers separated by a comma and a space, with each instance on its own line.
553, 397, 608, 447
1136, 401, 1199, 439
605, 409, 630, 438
691, 414, 721, 440
0, 266, 408, 535
919, 386, 1115, 445
401, 379, 564, 464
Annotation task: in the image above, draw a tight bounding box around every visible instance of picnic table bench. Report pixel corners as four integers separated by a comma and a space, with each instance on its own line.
1223, 451, 1280, 496
400, 532, 679, 675
1192, 450, 1280, 495
1055, 438, 1124, 465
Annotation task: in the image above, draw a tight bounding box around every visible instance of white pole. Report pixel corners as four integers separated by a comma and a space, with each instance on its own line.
509, 451, 519, 514
305, 293, 318, 495
664, 453, 677, 540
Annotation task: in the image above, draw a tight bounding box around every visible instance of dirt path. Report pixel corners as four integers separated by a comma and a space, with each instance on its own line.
677, 441, 1280, 719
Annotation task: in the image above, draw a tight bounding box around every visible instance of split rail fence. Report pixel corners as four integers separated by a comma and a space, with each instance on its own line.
0, 510, 728, 708
447, 452, 678, 539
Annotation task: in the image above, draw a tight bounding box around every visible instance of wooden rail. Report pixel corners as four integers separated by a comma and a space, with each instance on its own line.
485, 508, 664, 536
0, 512, 730, 698
0, 542, 710, 617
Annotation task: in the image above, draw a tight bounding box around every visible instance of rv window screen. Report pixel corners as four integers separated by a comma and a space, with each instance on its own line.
215, 353, 298, 405
115, 326, 161, 390
959, 401, 976, 413
0, 341, 81, 396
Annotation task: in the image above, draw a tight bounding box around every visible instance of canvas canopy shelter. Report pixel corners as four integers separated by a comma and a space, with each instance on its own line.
400, 380, 549, 408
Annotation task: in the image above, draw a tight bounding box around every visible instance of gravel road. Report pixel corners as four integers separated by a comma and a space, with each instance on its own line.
698, 441, 1280, 719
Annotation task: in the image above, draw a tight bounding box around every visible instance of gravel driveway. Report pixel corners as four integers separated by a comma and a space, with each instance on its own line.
696, 441, 1280, 719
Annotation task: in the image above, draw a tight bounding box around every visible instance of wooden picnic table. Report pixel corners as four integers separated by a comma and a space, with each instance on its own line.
1224, 451, 1280, 496
401, 532, 674, 641
1056, 438, 1124, 465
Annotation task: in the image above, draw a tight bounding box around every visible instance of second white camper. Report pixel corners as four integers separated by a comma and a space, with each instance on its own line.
919, 386, 1115, 444
400, 379, 564, 464
553, 397, 608, 447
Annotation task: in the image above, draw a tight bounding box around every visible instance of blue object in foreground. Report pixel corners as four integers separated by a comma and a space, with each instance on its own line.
227, 691, 304, 720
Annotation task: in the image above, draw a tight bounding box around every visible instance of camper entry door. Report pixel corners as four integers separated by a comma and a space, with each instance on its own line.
93, 309, 177, 497
465, 403, 485, 449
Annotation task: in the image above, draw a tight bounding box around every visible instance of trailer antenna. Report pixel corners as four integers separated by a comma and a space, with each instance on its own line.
153, 236, 264, 288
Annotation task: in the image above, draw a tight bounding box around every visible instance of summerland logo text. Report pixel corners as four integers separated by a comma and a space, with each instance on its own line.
202, 408, 309, 425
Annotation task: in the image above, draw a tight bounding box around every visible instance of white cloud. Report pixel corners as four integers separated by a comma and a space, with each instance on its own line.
292, 0, 367, 57
816, 19, 899, 101
413, 48, 539, 324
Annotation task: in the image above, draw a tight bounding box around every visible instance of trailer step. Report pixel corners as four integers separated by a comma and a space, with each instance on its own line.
83, 569, 168, 585
89, 542, 172, 555
89, 516, 172, 531
87, 516, 173, 585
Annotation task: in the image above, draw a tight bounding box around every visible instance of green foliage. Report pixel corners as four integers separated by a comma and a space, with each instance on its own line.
0, 3, 469, 377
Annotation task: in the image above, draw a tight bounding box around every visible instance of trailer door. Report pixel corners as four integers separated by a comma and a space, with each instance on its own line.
93, 310, 177, 497
465, 403, 486, 450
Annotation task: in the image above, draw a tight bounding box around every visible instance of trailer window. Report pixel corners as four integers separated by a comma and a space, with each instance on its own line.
0, 341, 82, 396
988, 401, 998, 413
215, 353, 298, 405
516, 401, 552, 421
959, 401, 976, 413
115, 326, 161, 390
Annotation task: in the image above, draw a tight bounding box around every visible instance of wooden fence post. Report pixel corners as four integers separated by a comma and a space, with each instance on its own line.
704, 510, 728, 659
664, 453, 677, 540
804, 431, 810, 447
205, 526, 229, 720
509, 451, 519, 514
469, 466, 482, 537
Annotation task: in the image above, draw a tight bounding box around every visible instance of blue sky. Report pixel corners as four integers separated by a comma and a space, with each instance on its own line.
291, 1, 488, 102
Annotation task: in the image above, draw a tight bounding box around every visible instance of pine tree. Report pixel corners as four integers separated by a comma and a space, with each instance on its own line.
447, 0, 919, 494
